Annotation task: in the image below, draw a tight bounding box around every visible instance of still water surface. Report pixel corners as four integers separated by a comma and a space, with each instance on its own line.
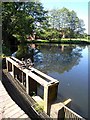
33, 44, 88, 118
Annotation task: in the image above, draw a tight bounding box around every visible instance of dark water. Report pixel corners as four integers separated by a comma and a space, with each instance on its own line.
33, 44, 88, 118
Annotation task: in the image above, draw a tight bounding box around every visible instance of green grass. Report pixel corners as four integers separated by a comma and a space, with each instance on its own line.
33, 102, 44, 114
28, 38, 90, 44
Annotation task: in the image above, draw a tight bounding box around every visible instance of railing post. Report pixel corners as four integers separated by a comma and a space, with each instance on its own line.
26, 74, 29, 94
12, 64, 14, 78
21, 72, 24, 85
44, 85, 48, 114
6, 58, 12, 72
6, 58, 9, 72
58, 107, 65, 120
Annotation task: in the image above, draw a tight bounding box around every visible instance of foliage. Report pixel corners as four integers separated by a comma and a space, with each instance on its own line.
2, 2, 88, 58
49, 7, 86, 39
2, 2, 49, 57
2, 2, 48, 43
36, 28, 60, 40
88, 35, 90, 40
33, 102, 44, 114
2, 44, 11, 56
2, 2, 87, 42
16, 44, 28, 59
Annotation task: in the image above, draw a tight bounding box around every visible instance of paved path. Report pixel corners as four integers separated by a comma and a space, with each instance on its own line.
0, 80, 31, 119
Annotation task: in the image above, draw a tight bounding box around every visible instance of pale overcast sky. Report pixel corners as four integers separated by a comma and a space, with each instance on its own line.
40, 0, 89, 34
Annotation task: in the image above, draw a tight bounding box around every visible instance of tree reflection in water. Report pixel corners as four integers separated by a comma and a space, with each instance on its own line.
15, 43, 84, 74
34, 44, 83, 74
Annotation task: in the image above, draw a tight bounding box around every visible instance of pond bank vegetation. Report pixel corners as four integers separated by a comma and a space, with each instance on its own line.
27, 38, 90, 44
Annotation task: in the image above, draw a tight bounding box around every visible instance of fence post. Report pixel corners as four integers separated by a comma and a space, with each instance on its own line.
58, 107, 65, 120
26, 75, 29, 94
44, 85, 48, 114
12, 64, 14, 78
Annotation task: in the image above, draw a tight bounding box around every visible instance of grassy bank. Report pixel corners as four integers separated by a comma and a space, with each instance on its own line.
27, 38, 90, 44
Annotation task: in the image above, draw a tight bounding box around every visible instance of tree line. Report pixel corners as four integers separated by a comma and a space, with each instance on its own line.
48, 8, 85, 39
2, 2, 87, 55
2, 2, 49, 54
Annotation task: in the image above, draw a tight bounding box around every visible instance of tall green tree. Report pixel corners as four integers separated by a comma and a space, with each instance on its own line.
2, 2, 33, 43
49, 7, 85, 38
49, 9, 57, 29
2, 2, 48, 43
2, 2, 49, 56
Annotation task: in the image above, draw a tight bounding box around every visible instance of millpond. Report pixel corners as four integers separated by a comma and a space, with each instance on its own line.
32, 43, 88, 118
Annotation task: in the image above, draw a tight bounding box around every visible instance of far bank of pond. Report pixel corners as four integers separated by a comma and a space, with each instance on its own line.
27, 39, 90, 44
